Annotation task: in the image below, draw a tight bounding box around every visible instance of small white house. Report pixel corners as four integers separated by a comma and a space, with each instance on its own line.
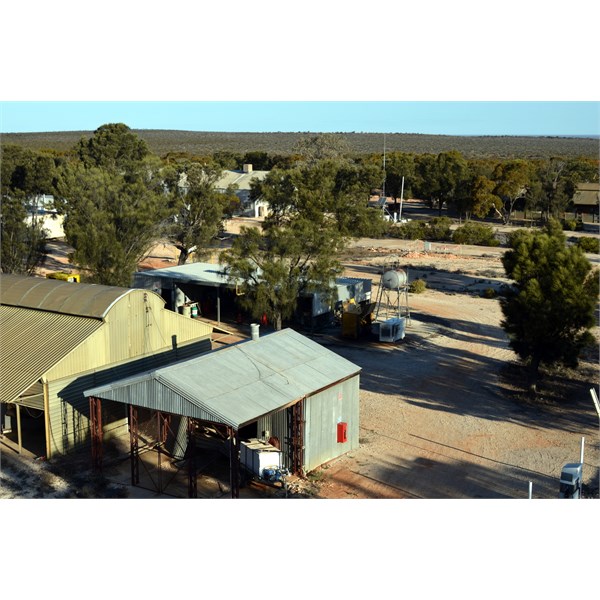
215, 164, 270, 218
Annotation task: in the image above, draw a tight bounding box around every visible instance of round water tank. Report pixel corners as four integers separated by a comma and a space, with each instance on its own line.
381, 269, 407, 289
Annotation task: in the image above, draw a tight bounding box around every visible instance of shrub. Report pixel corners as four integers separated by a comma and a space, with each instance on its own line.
562, 218, 584, 232
391, 220, 427, 240
425, 216, 453, 241
452, 222, 500, 246
576, 236, 600, 254
409, 278, 427, 294
482, 287, 497, 299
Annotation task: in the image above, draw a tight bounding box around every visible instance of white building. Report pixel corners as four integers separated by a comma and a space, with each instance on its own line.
215, 164, 270, 218
25, 194, 65, 239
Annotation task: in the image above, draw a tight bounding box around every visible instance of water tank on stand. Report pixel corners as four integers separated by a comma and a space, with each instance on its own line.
381, 269, 407, 289
375, 267, 410, 327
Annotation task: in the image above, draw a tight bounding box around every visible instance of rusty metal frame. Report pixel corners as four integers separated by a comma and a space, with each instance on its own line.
129, 404, 140, 486
156, 410, 163, 493
187, 417, 197, 498
129, 408, 193, 497
89, 396, 103, 471
290, 399, 305, 477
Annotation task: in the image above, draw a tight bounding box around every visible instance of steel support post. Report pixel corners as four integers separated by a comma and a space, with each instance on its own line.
89, 396, 103, 471
187, 418, 197, 498
291, 400, 304, 477
160, 412, 170, 445
16, 403, 22, 455
229, 427, 240, 499
156, 410, 163, 494
129, 405, 139, 486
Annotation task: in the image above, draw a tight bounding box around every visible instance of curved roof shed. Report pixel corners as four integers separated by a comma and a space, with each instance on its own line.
0, 273, 133, 319
0, 274, 212, 407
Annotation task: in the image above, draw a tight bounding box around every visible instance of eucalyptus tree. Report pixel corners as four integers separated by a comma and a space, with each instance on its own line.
527, 157, 596, 220
221, 154, 382, 330
0, 144, 59, 274
412, 151, 471, 216
492, 159, 532, 224
383, 152, 415, 201
0, 193, 48, 274
55, 124, 172, 286
164, 161, 237, 265
221, 218, 344, 331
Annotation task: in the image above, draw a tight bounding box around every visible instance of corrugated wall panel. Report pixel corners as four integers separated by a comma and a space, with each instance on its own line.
0, 305, 102, 403
44, 292, 212, 381
303, 375, 360, 473
46, 338, 212, 457
47, 373, 93, 457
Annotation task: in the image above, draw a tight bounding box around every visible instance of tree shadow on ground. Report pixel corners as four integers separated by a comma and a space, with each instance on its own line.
319, 323, 599, 436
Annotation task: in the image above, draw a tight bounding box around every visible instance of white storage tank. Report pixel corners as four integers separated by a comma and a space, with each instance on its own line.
240, 438, 282, 478
379, 317, 406, 342
381, 269, 408, 290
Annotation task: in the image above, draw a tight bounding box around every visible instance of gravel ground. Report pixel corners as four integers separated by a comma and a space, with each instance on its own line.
309, 240, 600, 500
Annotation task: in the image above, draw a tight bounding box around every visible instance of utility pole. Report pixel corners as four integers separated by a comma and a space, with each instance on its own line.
590, 388, 600, 496
382, 133, 386, 201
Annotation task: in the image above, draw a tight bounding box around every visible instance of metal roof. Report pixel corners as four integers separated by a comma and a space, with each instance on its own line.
215, 169, 269, 192
85, 328, 361, 429
134, 262, 235, 288
0, 305, 102, 403
0, 274, 134, 319
572, 182, 599, 207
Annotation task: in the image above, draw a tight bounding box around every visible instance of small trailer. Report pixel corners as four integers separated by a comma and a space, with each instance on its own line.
240, 438, 288, 488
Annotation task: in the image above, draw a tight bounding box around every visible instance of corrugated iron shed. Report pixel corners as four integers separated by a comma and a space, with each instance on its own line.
134, 262, 237, 288
0, 273, 133, 319
0, 305, 102, 403
86, 328, 361, 429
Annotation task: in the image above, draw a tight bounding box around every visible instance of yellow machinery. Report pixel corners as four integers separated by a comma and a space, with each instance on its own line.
341, 301, 376, 339
46, 272, 80, 283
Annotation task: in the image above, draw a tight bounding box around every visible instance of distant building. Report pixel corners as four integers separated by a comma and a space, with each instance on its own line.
215, 164, 271, 218
133, 262, 372, 329
25, 194, 65, 239
572, 182, 599, 223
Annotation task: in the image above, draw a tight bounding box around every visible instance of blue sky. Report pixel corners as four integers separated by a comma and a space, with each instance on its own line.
1, 101, 598, 136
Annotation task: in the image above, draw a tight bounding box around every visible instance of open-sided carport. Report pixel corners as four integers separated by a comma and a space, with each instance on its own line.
85, 328, 361, 498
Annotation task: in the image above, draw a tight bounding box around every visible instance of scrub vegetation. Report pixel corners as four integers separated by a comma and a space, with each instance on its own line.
3, 129, 599, 159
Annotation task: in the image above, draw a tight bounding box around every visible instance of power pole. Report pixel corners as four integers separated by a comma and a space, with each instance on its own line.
590, 388, 600, 497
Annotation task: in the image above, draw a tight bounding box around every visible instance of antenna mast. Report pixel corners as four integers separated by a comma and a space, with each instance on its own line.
382, 133, 386, 200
